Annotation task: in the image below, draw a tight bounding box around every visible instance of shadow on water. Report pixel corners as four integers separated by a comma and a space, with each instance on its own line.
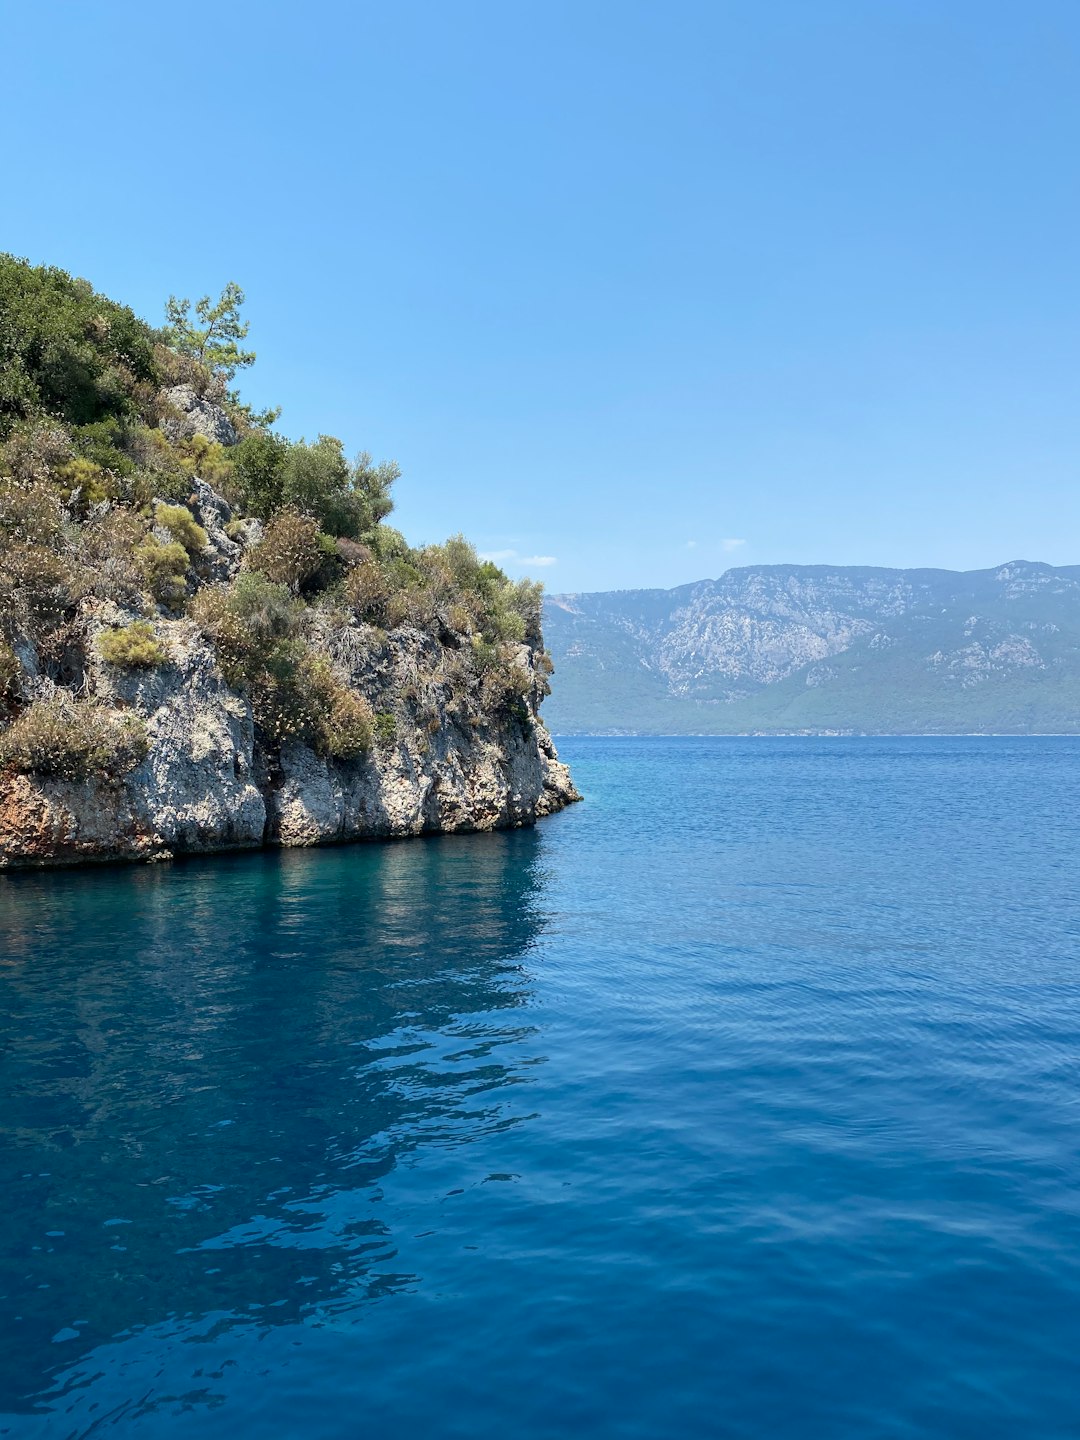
0, 828, 549, 1423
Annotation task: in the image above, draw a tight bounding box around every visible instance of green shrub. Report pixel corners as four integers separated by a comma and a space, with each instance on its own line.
192, 573, 301, 721
410, 534, 543, 646
471, 637, 499, 673
488, 603, 526, 644
373, 711, 396, 746
56, 455, 110, 507
367, 524, 411, 563
0, 254, 158, 438
277, 434, 346, 522
174, 433, 233, 490
277, 436, 398, 538
220, 571, 299, 643
0, 695, 148, 779
135, 536, 189, 605
192, 577, 373, 757
72, 418, 136, 476
229, 430, 289, 518
97, 621, 167, 668
155, 502, 207, 554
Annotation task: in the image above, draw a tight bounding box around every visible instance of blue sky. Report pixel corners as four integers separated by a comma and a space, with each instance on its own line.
4, 1, 1079, 591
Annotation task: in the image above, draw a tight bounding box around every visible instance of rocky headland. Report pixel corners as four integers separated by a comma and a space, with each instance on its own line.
0, 260, 578, 867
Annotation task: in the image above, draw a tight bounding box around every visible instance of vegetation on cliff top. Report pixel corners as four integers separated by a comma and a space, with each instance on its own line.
0, 254, 548, 775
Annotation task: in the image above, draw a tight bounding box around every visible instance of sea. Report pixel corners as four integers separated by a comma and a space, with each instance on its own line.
2, 736, 1080, 1438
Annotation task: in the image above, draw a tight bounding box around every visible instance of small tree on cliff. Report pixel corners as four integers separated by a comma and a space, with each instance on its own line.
164, 282, 255, 380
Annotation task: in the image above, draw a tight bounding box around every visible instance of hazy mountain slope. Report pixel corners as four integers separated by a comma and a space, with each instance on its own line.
542, 561, 1080, 734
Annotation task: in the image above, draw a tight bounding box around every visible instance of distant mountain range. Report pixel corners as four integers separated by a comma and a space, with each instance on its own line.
541, 561, 1080, 734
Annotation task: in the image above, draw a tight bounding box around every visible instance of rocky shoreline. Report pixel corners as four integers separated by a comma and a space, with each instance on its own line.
0, 476, 579, 871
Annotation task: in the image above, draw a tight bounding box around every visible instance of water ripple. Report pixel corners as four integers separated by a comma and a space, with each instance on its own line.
2, 738, 1080, 1437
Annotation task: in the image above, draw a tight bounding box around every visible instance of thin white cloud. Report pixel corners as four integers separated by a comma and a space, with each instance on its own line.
685, 539, 698, 549
479, 548, 558, 569
721, 538, 747, 553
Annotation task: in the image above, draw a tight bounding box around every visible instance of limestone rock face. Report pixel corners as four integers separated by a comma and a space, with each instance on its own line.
0, 504, 580, 868
160, 384, 239, 448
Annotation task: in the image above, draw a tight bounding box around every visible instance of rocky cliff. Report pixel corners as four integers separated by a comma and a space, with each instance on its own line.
0, 461, 577, 868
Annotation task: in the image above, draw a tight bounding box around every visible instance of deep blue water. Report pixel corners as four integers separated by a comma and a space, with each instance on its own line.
3, 736, 1080, 1438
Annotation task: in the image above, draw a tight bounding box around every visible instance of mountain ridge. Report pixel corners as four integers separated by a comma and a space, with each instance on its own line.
542, 559, 1080, 735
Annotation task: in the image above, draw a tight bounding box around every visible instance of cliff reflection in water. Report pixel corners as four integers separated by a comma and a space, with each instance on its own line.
0, 828, 548, 1419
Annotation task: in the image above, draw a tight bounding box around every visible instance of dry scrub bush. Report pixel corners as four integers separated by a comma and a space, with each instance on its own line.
0, 423, 74, 485
344, 557, 391, 620
381, 589, 414, 630
78, 510, 146, 604
334, 537, 370, 567
0, 544, 84, 637
153, 343, 224, 400
0, 476, 66, 547
447, 601, 475, 635
230, 646, 373, 757
306, 657, 374, 758
0, 695, 148, 780
479, 657, 534, 716
246, 509, 328, 592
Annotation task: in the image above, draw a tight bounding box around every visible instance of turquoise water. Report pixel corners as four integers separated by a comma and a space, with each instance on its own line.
3, 736, 1080, 1438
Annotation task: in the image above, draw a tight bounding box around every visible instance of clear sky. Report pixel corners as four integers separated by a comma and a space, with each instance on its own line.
4, 1, 1079, 592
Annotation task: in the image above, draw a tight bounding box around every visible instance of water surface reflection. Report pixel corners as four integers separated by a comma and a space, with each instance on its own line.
0, 829, 548, 1422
